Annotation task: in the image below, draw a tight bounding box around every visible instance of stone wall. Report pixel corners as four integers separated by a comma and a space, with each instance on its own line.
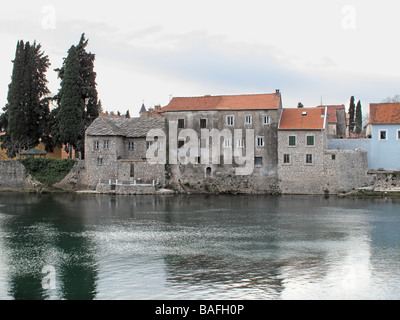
278, 130, 372, 194
96, 183, 156, 195
0, 161, 29, 190
53, 160, 88, 191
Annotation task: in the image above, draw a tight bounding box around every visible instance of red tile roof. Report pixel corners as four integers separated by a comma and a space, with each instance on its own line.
279, 107, 327, 130
316, 105, 345, 123
370, 103, 400, 124
161, 92, 281, 112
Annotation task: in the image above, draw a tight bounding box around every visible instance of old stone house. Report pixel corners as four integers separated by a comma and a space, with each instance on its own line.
159, 91, 283, 193
316, 105, 346, 139
85, 117, 166, 190
278, 107, 370, 194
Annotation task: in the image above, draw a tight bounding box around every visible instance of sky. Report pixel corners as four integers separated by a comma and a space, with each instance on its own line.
1, 0, 399, 117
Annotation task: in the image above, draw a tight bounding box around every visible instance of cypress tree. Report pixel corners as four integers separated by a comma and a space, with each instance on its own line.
1, 40, 50, 158
58, 45, 83, 158
349, 96, 356, 132
54, 33, 99, 158
355, 100, 363, 134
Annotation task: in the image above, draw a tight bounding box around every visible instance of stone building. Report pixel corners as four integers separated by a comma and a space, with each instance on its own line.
159, 91, 283, 194
316, 105, 346, 139
85, 116, 167, 190
278, 107, 370, 194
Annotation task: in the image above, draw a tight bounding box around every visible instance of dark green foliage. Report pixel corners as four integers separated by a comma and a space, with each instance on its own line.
1, 40, 51, 158
355, 100, 363, 134
125, 110, 130, 118
20, 158, 77, 186
349, 96, 355, 132
58, 45, 84, 153
53, 33, 100, 158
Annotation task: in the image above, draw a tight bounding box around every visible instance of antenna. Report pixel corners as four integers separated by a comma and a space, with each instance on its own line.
320, 96, 323, 106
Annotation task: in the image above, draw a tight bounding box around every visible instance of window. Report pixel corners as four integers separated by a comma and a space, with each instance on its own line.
93, 141, 99, 150
178, 119, 185, 129
224, 139, 231, 148
332, 154, 336, 160
255, 157, 263, 166
289, 136, 296, 146
130, 164, 134, 178
283, 154, 290, 164
306, 154, 313, 164
226, 115, 234, 126
257, 136, 265, 147
263, 115, 270, 125
237, 139, 244, 148
146, 141, 153, 150
307, 135, 315, 146
104, 140, 109, 149
398, 130, 400, 140
128, 141, 134, 151
97, 157, 103, 166
245, 115, 252, 125
200, 119, 207, 129
379, 130, 387, 141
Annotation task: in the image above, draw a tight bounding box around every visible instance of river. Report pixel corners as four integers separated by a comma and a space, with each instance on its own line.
0, 192, 399, 300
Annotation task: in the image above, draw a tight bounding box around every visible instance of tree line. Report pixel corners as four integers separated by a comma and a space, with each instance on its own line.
0, 33, 99, 159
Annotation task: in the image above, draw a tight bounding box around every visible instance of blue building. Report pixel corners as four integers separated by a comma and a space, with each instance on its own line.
369, 103, 400, 171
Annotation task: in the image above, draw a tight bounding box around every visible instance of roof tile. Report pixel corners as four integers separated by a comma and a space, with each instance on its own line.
279, 107, 326, 130
161, 93, 281, 112
370, 103, 400, 124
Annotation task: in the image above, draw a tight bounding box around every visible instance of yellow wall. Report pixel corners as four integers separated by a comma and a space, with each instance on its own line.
0, 142, 64, 160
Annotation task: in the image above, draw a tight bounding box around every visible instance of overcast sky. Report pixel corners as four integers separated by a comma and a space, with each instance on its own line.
1, 0, 399, 116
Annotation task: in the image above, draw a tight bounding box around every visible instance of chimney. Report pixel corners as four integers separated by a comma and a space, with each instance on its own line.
297, 102, 304, 108
275, 89, 280, 94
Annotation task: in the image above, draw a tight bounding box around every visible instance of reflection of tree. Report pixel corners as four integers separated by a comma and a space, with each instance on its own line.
0, 193, 99, 300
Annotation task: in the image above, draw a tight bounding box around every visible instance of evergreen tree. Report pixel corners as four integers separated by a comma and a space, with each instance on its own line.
355, 100, 363, 134
58, 45, 83, 158
54, 33, 99, 158
125, 110, 130, 118
349, 96, 356, 132
0, 40, 50, 158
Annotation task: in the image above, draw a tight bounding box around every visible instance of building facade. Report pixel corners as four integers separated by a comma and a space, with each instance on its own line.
368, 103, 400, 171
159, 91, 283, 194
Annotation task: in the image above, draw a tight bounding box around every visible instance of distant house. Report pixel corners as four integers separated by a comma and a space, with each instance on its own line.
85, 117, 167, 189
139, 104, 163, 118
368, 103, 400, 171
278, 107, 370, 194
316, 105, 346, 139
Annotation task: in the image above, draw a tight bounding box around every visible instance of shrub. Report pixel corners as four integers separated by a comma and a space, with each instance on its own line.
20, 158, 77, 186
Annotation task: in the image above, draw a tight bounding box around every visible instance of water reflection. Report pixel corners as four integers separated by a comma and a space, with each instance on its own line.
0, 193, 400, 299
